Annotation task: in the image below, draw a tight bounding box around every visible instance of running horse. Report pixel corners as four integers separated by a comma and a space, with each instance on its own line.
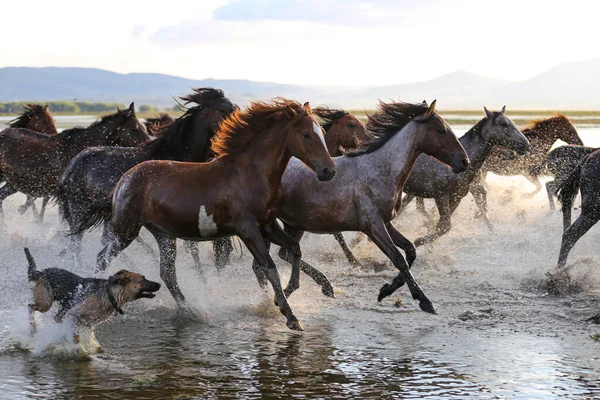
470, 114, 582, 217
96, 99, 335, 330
0, 103, 149, 218
259, 100, 469, 314
57, 88, 236, 268
399, 107, 530, 246
2, 104, 58, 220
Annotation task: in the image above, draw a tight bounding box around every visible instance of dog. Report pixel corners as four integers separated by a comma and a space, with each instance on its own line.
25, 248, 161, 350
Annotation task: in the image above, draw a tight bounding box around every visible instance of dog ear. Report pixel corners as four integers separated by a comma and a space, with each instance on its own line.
109, 270, 130, 286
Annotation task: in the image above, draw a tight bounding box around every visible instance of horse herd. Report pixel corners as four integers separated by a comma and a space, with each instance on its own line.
2, 89, 599, 329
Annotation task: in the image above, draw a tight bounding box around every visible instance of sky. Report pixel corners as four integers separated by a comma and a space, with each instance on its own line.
2, 0, 599, 86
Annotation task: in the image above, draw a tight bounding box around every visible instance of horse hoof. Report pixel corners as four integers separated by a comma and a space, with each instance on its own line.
321, 284, 336, 298
286, 317, 303, 331
414, 238, 425, 247
419, 299, 437, 315
377, 284, 393, 302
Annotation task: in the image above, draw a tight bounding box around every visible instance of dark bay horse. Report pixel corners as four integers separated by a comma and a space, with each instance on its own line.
470, 114, 583, 217
0, 103, 149, 217
545, 145, 598, 216
57, 88, 236, 267
399, 107, 530, 246
145, 113, 175, 137
261, 100, 469, 314
96, 99, 335, 330
313, 107, 368, 265
4, 104, 58, 219
557, 150, 600, 267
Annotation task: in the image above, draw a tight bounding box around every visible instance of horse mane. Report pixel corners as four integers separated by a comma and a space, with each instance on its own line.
8, 104, 46, 128
140, 88, 232, 154
522, 114, 571, 136
145, 113, 175, 129
346, 100, 429, 157
313, 107, 348, 131
211, 98, 308, 158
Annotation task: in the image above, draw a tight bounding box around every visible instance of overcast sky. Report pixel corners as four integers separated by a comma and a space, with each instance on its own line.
2, 0, 599, 86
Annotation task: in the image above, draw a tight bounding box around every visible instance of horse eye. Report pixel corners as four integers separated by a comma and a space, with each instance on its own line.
302, 132, 311, 139
438, 128, 445, 134
348, 124, 356, 129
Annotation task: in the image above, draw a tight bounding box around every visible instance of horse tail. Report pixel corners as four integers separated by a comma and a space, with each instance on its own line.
24, 248, 39, 282
68, 206, 110, 236
556, 154, 589, 206
52, 183, 70, 223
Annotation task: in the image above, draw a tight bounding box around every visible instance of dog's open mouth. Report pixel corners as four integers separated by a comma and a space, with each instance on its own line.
139, 291, 157, 299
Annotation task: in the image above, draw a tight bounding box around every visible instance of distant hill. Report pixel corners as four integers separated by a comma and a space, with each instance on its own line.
1, 60, 599, 109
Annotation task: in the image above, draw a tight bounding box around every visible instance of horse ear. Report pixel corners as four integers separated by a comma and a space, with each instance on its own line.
43, 105, 49, 112
421, 100, 428, 106
423, 99, 436, 120
501, 105, 506, 114
484, 106, 493, 119
116, 106, 122, 113
128, 102, 136, 115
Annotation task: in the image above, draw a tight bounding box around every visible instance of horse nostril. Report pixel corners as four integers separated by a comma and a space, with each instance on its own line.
461, 158, 469, 168
322, 167, 331, 177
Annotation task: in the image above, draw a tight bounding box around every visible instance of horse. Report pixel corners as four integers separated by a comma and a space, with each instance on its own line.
470, 114, 583, 217
556, 150, 600, 268
258, 100, 470, 314
95, 99, 335, 330
0, 103, 149, 218
545, 145, 598, 217
376, 107, 530, 301
3, 104, 58, 219
56, 88, 236, 268
145, 113, 175, 137
399, 107, 530, 246
313, 107, 368, 265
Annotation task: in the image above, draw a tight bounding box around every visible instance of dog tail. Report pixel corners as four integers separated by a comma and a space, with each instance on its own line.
24, 248, 39, 281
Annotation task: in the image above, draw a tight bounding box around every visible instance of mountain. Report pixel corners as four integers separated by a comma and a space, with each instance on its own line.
0, 60, 599, 109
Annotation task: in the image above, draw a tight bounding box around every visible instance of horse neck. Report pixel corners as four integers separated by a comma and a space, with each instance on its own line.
57, 121, 117, 157
526, 126, 558, 153
457, 125, 493, 182
144, 112, 213, 162
236, 126, 292, 192
360, 124, 422, 192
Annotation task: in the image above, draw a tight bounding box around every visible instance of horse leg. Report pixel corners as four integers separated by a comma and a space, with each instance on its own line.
213, 237, 233, 270
378, 223, 417, 302
397, 192, 414, 214
546, 180, 557, 211
0, 183, 18, 217
365, 219, 434, 314
333, 232, 361, 267
560, 191, 574, 233
18, 196, 36, 215
96, 228, 137, 273
414, 196, 452, 247
251, 239, 270, 290
415, 197, 436, 228
147, 228, 185, 306
239, 223, 302, 331
558, 209, 600, 268
36, 196, 50, 222
266, 221, 334, 298
522, 174, 543, 199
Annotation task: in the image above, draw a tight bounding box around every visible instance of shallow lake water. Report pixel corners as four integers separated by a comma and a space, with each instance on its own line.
0, 119, 599, 398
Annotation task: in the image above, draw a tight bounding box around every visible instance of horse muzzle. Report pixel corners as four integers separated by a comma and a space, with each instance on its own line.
317, 166, 336, 181
451, 157, 470, 174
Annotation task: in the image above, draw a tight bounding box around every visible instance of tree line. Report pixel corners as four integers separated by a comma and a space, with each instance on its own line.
0, 101, 162, 114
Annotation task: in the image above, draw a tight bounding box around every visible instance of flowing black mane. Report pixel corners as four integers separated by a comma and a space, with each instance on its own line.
9, 104, 45, 128
313, 107, 348, 132
346, 100, 429, 157
139, 88, 233, 158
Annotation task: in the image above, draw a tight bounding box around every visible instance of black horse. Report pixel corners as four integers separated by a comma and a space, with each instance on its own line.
56, 88, 237, 268
545, 145, 597, 217
557, 150, 600, 267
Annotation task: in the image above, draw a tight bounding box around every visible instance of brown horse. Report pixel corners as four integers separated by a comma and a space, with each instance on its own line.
96, 99, 335, 330
470, 114, 583, 216
0, 103, 149, 217
145, 113, 175, 137
4, 104, 59, 219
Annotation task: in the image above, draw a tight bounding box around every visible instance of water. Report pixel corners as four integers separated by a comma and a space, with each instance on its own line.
0, 120, 600, 398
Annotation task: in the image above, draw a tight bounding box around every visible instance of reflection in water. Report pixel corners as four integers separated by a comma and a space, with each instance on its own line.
3, 310, 598, 399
